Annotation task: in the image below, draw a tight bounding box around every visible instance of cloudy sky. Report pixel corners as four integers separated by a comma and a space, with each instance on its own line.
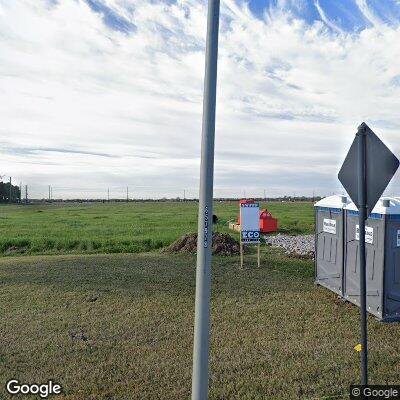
1, 0, 400, 199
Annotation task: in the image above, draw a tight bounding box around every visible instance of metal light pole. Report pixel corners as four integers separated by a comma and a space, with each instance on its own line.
192, 1, 220, 399
357, 126, 368, 385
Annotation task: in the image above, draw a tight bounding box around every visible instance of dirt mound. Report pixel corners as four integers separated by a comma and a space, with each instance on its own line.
165, 232, 241, 256
5, 245, 28, 255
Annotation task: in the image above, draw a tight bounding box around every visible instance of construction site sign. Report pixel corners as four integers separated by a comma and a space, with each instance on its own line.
240, 203, 260, 243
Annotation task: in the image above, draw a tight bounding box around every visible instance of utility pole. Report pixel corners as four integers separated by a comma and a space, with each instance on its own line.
9, 177, 12, 204
184, 190, 186, 201
51, 186, 53, 201
48, 185, 51, 201
126, 186, 129, 203
192, 0, 220, 399
264, 189, 266, 201
25, 185, 28, 204
107, 188, 110, 202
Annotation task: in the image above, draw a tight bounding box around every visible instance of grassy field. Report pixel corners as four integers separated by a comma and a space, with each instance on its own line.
0, 201, 314, 256
1, 249, 400, 399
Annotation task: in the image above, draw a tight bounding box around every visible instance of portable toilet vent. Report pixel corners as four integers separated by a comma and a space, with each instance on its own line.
344, 197, 400, 321
314, 195, 350, 296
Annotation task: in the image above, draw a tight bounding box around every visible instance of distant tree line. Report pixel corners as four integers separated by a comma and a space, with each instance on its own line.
0, 181, 21, 203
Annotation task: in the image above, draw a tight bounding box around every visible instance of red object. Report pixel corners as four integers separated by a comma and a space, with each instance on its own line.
237, 199, 255, 224
259, 209, 278, 233
239, 199, 255, 205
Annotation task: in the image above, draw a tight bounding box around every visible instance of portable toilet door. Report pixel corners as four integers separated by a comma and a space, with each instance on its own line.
344, 198, 400, 321
314, 195, 350, 296
382, 198, 400, 320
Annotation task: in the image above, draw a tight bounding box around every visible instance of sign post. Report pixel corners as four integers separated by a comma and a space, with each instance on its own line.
357, 128, 368, 384
338, 122, 399, 385
240, 202, 261, 268
191, 1, 220, 399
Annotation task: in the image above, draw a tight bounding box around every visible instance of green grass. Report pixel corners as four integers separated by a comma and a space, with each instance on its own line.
0, 250, 399, 399
0, 201, 314, 256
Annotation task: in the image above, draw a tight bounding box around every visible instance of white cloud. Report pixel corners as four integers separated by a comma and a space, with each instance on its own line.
0, 0, 400, 199
355, 0, 384, 27
314, 0, 343, 33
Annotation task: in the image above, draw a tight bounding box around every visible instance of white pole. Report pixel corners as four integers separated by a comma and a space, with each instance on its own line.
192, 1, 220, 399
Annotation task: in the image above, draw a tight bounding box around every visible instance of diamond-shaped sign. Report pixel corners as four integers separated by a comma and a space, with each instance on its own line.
338, 122, 399, 216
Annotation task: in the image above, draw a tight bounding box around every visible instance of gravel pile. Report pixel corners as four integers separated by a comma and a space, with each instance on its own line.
264, 234, 315, 258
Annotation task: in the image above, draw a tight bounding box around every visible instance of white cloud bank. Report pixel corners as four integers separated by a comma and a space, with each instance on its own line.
0, 0, 400, 198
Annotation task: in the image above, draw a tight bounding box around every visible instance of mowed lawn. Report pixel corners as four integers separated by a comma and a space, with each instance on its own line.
1, 250, 400, 399
0, 201, 314, 256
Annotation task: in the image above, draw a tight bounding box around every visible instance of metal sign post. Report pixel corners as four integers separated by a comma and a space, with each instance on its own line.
357, 128, 368, 384
191, 1, 220, 399
339, 122, 399, 385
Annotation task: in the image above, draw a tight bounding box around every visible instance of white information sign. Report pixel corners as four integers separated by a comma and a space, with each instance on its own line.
240, 203, 260, 243
355, 225, 374, 244
323, 219, 337, 234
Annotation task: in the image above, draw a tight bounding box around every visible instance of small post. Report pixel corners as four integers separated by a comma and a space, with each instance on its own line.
9, 177, 12, 204
357, 124, 368, 385
240, 236, 244, 269
257, 243, 260, 268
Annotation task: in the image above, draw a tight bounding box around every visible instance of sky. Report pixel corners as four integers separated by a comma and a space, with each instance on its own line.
1, 0, 400, 199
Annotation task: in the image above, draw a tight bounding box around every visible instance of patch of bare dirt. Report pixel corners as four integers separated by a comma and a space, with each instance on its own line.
5, 246, 28, 255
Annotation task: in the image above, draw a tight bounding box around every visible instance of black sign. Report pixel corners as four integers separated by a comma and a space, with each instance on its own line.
338, 122, 399, 216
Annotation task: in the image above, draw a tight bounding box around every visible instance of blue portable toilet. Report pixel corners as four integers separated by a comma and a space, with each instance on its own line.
314, 195, 350, 296
344, 197, 400, 321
